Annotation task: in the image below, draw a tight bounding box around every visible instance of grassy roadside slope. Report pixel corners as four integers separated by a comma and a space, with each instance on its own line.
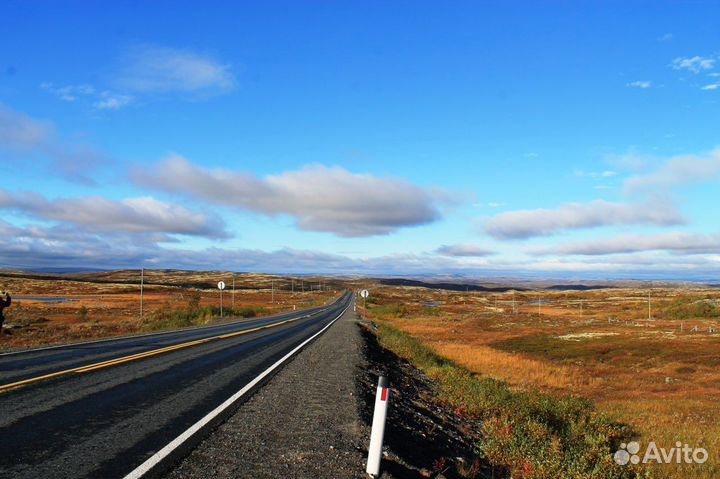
372, 320, 637, 479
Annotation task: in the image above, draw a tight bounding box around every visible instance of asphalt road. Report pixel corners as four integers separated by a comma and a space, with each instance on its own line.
0, 292, 352, 479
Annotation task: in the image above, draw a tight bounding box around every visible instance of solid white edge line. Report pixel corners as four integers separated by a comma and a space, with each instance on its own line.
123, 301, 351, 479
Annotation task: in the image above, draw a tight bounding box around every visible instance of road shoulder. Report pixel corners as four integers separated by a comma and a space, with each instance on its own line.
167, 306, 367, 479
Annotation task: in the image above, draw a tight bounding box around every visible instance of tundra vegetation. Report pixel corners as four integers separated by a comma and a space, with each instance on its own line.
366, 285, 720, 479
0, 270, 340, 350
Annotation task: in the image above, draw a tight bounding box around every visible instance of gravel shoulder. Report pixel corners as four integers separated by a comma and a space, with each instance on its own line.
166, 306, 482, 479
167, 306, 367, 479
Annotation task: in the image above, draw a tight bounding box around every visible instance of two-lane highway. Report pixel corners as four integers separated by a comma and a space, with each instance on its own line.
0, 292, 352, 479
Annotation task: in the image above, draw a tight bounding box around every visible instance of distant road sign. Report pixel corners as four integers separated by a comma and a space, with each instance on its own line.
218, 281, 226, 290
360, 289, 369, 298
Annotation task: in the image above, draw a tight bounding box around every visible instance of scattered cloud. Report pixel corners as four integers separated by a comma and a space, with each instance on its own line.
657, 33, 674, 42
41, 82, 133, 110
627, 80, 652, 89
0, 103, 106, 184
535, 232, 720, 256
487, 202, 504, 208
133, 155, 444, 237
574, 170, 617, 178
0, 190, 227, 238
40, 83, 95, 102
435, 243, 495, 257
701, 83, 719, 91
115, 45, 236, 95
484, 199, 684, 240
624, 148, 720, 192
93, 91, 134, 110
671, 55, 716, 73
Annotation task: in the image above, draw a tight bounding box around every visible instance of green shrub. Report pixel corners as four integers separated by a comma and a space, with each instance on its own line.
141, 304, 268, 331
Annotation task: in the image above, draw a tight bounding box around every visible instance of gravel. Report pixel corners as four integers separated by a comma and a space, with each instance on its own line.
166, 307, 367, 479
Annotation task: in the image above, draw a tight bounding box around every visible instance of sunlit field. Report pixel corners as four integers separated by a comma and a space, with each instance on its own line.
367, 285, 720, 479
0, 270, 339, 351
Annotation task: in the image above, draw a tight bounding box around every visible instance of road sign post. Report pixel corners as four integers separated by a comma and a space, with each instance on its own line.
360, 289, 369, 319
218, 281, 226, 319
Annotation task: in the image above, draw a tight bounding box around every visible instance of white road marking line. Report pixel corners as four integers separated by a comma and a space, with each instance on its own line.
123, 301, 350, 479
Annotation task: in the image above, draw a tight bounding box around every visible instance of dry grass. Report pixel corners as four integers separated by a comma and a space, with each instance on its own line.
366, 285, 720, 478
0, 270, 341, 350
432, 342, 594, 391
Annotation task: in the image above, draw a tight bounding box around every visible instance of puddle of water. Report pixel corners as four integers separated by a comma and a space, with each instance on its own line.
13, 297, 79, 304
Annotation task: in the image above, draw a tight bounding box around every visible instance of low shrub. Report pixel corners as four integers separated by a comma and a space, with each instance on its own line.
374, 321, 635, 479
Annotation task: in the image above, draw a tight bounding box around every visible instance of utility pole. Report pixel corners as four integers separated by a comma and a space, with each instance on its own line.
292, 278, 294, 296
512, 290, 516, 314
580, 299, 583, 317
538, 294, 541, 316
232, 275, 235, 309
140, 268, 144, 319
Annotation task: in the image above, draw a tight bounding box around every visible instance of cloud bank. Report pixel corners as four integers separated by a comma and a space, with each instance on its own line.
536, 232, 720, 256
484, 200, 684, 240
0, 190, 227, 239
436, 243, 495, 257
133, 155, 443, 237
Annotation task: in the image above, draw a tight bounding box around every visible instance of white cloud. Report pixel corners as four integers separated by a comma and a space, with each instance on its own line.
624, 148, 720, 192
41, 83, 132, 110
116, 45, 236, 95
41, 83, 96, 102
671, 56, 716, 73
627, 80, 652, 89
133, 155, 444, 237
0, 190, 227, 238
484, 199, 684, 240
93, 91, 134, 110
701, 83, 719, 91
535, 232, 720, 256
435, 243, 495, 257
657, 33, 674, 42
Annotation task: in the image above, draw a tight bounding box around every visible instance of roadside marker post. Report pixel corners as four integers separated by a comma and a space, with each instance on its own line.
366, 375, 389, 478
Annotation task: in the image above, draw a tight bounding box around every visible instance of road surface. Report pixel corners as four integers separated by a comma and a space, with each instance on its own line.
0, 292, 351, 479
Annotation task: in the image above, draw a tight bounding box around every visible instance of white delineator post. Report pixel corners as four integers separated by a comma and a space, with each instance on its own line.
366, 375, 390, 477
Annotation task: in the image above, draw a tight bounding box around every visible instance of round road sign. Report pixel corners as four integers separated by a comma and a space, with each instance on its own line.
360, 289, 369, 298
218, 281, 226, 290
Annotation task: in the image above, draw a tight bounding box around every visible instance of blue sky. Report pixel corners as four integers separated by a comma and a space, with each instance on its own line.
1, 1, 720, 279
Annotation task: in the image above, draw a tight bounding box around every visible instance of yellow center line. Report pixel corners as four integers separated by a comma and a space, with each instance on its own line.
0, 308, 329, 394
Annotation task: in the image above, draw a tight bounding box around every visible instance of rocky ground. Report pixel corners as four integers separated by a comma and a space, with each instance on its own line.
166, 307, 482, 479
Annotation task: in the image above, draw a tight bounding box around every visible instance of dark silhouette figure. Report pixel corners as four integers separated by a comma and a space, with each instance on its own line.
0, 292, 11, 334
